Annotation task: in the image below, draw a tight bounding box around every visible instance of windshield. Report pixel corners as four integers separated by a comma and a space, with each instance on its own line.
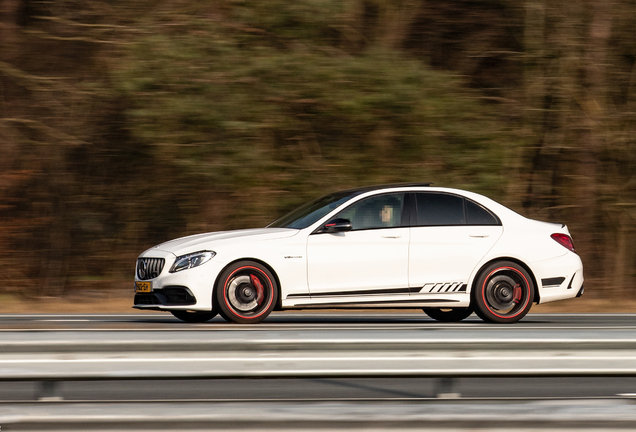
268, 191, 360, 229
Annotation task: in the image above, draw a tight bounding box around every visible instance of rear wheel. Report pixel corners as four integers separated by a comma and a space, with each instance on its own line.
216, 261, 278, 324
423, 307, 473, 322
473, 261, 534, 324
170, 310, 217, 323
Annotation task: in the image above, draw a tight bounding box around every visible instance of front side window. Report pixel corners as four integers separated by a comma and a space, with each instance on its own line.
335, 194, 404, 230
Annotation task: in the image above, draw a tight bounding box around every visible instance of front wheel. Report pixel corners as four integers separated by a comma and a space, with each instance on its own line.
473, 261, 534, 324
423, 307, 473, 322
170, 310, 217, 323
215, 261, 278, 324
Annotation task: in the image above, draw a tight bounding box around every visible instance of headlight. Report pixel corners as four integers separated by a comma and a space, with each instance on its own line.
170, 251, 216, 273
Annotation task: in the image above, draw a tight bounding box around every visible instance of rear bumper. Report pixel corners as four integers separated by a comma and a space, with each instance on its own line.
532, 252, 584, 304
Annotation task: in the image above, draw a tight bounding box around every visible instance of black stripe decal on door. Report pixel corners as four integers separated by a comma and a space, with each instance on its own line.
287, 287, 411, 298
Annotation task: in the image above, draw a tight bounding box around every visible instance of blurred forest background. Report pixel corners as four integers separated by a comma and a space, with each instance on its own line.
1, 0, 635, 301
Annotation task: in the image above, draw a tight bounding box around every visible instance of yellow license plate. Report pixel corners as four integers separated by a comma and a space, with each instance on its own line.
135, 281, 152, 293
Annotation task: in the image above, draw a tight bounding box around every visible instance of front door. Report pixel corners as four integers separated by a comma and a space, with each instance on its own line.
307, 193, 410, 300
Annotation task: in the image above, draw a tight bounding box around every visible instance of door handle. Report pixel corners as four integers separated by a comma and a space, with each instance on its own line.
381, 235, 402, 239
469, 234, 490, 238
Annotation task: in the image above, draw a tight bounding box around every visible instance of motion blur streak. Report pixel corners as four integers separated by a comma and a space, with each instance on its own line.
0, 0, 634, 308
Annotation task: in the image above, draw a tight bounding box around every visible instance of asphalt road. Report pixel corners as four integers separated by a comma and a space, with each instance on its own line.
0, 310, 634, 330
1, 312, 635, 402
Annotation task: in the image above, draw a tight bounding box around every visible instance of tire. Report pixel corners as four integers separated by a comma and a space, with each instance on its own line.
473, 261, 534, 324
423, 307, 473, 322
215, 261, 278, 324
170, 310, 217, 323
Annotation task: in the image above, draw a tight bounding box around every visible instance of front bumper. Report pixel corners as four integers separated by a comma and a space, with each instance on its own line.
134, 252, 224, 311
133, 286, 198, 309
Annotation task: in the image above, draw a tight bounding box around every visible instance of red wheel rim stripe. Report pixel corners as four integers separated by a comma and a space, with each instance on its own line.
481, 266, 530, 319
223, 266, 274, 320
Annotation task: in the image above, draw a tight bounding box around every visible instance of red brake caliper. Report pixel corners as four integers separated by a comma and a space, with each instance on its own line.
250, 274, 264, 304
512, 284, 522, 304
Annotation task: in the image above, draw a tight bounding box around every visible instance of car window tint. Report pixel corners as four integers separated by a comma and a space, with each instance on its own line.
415, 193, 464, 226
335, 194, 404, 230
466, 200, 499, 225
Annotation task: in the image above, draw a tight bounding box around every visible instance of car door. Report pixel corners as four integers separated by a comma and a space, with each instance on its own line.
307, 193, 410, 299
408, 192, 503, 294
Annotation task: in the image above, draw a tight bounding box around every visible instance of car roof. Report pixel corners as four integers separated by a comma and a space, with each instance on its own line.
332, 183, 523, 221
335, 183, 434, 195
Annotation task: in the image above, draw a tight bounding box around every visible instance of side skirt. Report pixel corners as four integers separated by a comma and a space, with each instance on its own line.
282, 293, 471, 309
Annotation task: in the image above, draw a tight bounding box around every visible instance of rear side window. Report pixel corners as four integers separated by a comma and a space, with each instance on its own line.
415, 193, 500, 226
466, 200, 499, 225
415, 193, 464, 226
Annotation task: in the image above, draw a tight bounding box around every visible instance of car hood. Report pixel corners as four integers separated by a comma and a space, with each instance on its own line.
144, 228, 299, 256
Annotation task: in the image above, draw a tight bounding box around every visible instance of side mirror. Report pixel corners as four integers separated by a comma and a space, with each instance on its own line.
322, 218, 352, 233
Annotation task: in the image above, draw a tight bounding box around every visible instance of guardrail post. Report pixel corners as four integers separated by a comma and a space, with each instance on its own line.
37, 381, 62, 401
435, 377, 460, 398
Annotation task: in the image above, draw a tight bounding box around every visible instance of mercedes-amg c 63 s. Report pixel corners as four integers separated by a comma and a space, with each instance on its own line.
134, 184, 584, 324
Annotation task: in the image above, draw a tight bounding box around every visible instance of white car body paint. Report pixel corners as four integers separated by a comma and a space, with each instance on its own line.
134, 185, 584, 320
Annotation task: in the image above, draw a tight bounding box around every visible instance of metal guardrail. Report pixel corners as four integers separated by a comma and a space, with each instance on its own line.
3, 324, 636, 430
2, 332, 636, 400
3, 399, 636, 432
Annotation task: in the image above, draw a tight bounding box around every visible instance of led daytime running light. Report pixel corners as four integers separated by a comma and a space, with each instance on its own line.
170, 251, 216, 273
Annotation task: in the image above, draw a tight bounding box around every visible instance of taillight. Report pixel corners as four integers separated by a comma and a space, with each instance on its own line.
551, 233, 576, 253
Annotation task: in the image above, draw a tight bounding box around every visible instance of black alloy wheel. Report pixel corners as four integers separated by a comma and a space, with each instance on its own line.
216, 261, 278, 324
473, 261, 534, 324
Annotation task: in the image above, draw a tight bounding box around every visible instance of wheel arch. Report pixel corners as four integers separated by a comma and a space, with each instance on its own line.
213, 257, 283, 311
471, 257, 540, 304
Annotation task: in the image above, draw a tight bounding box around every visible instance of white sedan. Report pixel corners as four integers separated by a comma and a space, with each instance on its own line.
134, 184, 584, 324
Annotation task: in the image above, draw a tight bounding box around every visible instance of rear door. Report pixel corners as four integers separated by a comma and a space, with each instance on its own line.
408, 192, 503, 294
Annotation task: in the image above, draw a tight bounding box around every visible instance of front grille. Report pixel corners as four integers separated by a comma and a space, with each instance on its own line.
137, 258, 165, 280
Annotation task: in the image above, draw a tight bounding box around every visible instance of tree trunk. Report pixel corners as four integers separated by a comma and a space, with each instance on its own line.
571, 0, 612, 284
